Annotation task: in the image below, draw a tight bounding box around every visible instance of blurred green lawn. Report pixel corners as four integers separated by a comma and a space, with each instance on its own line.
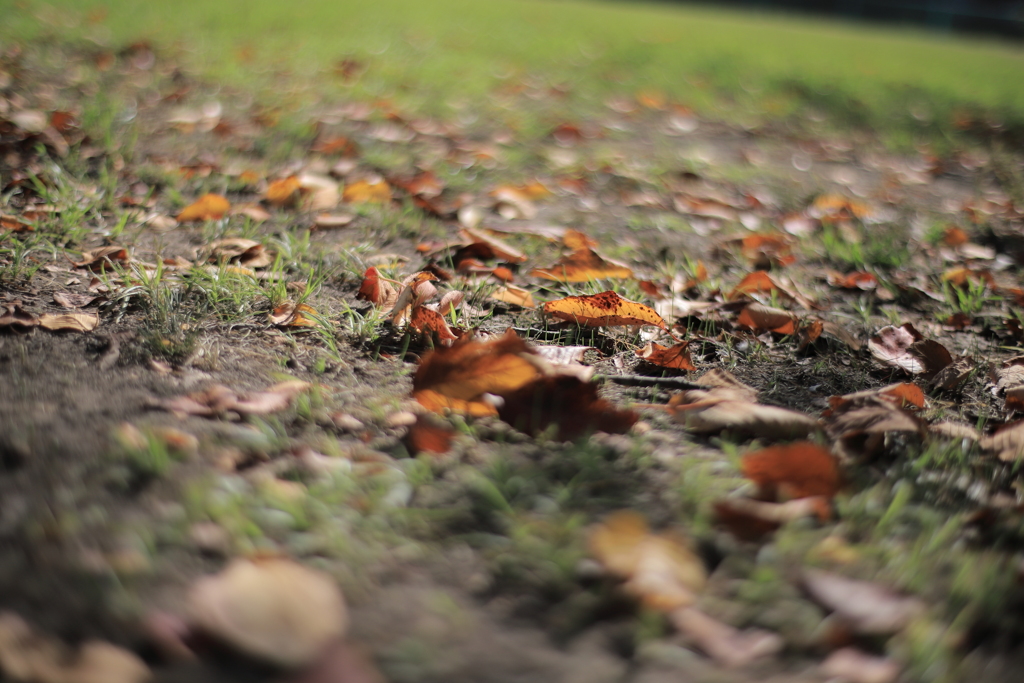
7, 0, 1024, 139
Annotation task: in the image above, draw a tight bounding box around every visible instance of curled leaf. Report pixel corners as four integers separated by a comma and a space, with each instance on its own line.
544, 291, 666, 329
270, 302, 319, 328
412, 329, 542, 417
635, 341, 696, 371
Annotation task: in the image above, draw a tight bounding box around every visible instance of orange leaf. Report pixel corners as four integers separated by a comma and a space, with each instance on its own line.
458, 226, 527, 263
177, 193, 231, 222
403, 414, 454, 456
265, 176, 301, 207
497, 375, 638, 440
741, 442, 840, 501
942, 226, 969, 247
544, 291, 667, 329
408, 306, 457, 345
636, 342, 696, 371
269, 302, 318, 328
826, 271, 877, 290
356, 266, 397, 308
563, 229, 599, 250
531, 248, 632, 282
342, 180, 392, 204
411, 329, 542, 417
728, 271, 783, 300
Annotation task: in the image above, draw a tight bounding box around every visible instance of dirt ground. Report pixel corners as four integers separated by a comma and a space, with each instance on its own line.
3, 35, 1024, 683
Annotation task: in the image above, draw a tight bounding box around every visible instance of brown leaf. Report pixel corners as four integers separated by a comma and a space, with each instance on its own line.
736, 232, 795, 268
544, 291, 667, 329
669, 606, 783, 668
741, 442, 840, 501
458, 227, 527, 263
342, 179, 392, 204
827, 270, 877, 290
412, 329, 543, 417
497, 375, 637, 440
980, 421, 1024, 461
728, 270, 790, 301
668, 372, 817, 439
269, 302, 319, 328
265, 176, 301, 207
714, 497, 829, 541
868, 323, 951, 377
929, 357, 973, 392
73, 245, 129, 271
207, 238, 273, 268
588, 510, 706, 611
1, 214, 33, 232
735, 303, 797, 335
38, 312, 99, 332
635, 341, 696, 371
0, 304, 39, 329
824, 395, 924, 460
177, 193, 231, 222
53, 292, 98, 309
827, 383, 926, 413
531, 248, 633, 282
403, 414, 454, 456
801, 569, 924, 635
188, 557, 347, 668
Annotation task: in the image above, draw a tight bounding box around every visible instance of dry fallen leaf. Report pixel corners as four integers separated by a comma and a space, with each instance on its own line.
412, 329, 543, 416
667, 371, 817, 439
265, 176, 301, 207
38, 312, 99, 332
714, 497, 829, 541
635, 341, 696, 371
497, 375, 637, 440
177, 193, 231, 222
207, 238, 273, 269
152, 381, 311, 418
980, 420, 1024, 461
544, 291, 667, 329
357, 266, 399, 309
53, 292, 98, 309
72, 246, 129, 271
669, 606, 783, 668
403, 414, 454, 456
741, 442, 840, 501
343, 179, 392, 204
824, 394, 924, 461
489, 284, 535, 309
188, 557, 347, 668
0, 304, 39, 329
408, 305, 458, 345
735, 302, 797, 335
728, 270, 792, 301
269, 302, 319, 328
588, 510, 706, 611
868, 323, 952, 377
801, 569, 924, 635
458, 226, 527, 263
531, 248, 633, 282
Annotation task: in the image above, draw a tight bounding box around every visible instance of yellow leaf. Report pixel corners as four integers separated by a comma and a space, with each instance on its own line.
544, 291, 666, 329
342, 180, 392, 204
177, 193, 231, 222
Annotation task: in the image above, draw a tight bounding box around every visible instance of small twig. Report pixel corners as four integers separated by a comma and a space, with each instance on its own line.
595, 374, 708, 391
